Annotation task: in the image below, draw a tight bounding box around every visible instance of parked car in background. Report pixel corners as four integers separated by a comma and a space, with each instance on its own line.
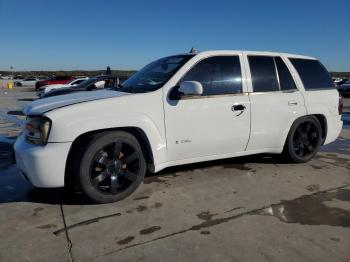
13, 75, 24, 80
38, 77, 88, 97
35, 76, 75, 90
15, 77, 39, 86
337, 80, 350, 97
40, 75, 118, 98
15, 50, 343, 203
0, 75, 12, 80
333, 77, 348, 86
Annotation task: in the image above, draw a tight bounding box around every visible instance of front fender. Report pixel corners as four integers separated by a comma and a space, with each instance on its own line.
45, 93, 167, 166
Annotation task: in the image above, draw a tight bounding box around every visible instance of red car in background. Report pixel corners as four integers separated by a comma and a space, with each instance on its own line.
35, 76, 75, 90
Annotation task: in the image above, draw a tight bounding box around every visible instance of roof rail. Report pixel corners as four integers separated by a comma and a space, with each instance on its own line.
189, 47, 198, 54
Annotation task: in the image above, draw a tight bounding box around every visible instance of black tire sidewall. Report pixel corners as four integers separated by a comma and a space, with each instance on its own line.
79, 131, 146, 203
285, 116, 322, 163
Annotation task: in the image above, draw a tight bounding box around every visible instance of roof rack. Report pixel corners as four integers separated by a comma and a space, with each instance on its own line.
189, 47, 198, 54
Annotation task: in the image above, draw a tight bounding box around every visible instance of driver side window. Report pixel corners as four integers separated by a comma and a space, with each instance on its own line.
179, 56, 242, 96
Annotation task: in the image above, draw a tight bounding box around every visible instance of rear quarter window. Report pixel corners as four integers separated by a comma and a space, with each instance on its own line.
289, 58, 334, 90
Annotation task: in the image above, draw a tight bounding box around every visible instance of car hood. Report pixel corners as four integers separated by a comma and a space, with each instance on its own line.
42, 86, 86, 98
39, 84, 64, 91
44, 84, 70, 92
24, 90, 130, 115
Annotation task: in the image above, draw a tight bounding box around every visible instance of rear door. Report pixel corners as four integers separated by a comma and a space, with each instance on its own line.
244, 54, 307, 150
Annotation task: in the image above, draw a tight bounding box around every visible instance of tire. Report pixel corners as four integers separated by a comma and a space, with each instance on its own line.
78, 131, 146, 203
283, 116, 322, 163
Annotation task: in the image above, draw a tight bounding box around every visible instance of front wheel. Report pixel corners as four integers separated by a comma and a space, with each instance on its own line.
78, 131, 146, 203
283, 116, 322, 163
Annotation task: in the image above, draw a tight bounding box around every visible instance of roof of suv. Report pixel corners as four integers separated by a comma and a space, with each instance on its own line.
183, 50, 316, 60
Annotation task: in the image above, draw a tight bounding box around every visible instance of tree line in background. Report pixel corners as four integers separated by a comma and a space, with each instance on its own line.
0, 70, 136, 78
330, 72, 350, 78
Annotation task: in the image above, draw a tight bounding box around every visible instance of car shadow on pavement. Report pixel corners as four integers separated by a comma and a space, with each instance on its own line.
0, 165, 95, 205
26, 188, 96, 205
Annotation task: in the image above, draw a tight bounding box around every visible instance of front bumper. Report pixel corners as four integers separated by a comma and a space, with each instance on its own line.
14, 134, 72, 187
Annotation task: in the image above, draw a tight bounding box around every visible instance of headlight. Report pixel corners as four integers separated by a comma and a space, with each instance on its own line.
25, 116, 52, 145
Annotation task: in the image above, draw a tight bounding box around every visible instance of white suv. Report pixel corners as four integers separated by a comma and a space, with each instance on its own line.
14, 50, 343, 203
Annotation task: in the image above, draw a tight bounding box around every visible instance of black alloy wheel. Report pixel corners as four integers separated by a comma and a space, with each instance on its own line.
292, 121, 319, 158
90, 141, 140, 194
283, 116, 322, 163
78, 131, 146, 203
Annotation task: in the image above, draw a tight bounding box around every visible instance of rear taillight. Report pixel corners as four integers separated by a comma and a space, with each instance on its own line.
339, 95, 343, 115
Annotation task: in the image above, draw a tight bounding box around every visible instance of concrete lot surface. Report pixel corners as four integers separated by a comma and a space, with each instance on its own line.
0, 85, 349, 262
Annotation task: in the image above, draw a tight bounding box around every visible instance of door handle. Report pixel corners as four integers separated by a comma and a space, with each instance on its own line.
288, 101, 298, 106
231, 104, 246, 116
231, 104, 246, 111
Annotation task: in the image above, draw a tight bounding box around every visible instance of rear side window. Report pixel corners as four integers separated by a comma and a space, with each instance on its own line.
289, 58, 334, 90
275, 57, 297, 90
181, 56, 242, 95
248, 56, 279, 92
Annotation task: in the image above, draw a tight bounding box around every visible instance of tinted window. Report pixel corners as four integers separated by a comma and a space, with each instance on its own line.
275, 57, 297, 90
248, 56, 279, 92
73, 79, 85, 85
181, 56, 242, 95
289, 58, 334, 90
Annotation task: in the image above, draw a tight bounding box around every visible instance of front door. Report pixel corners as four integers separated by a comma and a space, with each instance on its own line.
164, 55, 251, 162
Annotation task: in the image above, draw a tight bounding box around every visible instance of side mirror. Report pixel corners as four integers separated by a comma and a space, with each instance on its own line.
95, 80, 105, 88
178, 81, 203, 96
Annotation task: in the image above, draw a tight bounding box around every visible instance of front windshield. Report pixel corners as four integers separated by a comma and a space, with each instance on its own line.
67, 79, 78, 85
120, 55, 194, 93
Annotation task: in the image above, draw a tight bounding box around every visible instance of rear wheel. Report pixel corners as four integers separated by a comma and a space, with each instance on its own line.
78, 131, 146, 203
283, 116, 322, 163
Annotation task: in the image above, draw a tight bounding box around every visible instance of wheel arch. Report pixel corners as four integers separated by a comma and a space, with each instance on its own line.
312, 114, 327, 144
283, 114, 327, 149
64, 127, 156, 187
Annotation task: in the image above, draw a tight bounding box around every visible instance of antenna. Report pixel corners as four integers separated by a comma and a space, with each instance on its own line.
189, 47, 198, 54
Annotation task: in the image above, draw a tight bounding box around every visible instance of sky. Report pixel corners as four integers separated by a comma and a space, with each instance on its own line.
0, 0, 349, 71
